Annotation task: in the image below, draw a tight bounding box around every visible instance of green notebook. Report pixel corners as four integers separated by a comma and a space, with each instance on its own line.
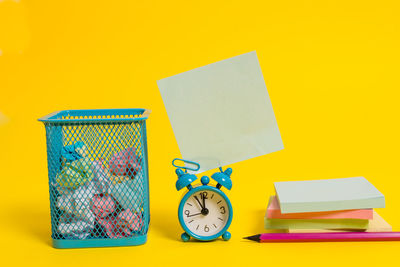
264, 218, 369, 230
274, 177, 385, 214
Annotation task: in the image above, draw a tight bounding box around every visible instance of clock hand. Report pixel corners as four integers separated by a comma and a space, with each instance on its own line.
187, 212, 202, 217
202, 192, 206, 209
194, 196, 204, 210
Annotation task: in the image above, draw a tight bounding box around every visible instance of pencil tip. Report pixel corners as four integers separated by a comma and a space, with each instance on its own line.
243, 234, 261, 241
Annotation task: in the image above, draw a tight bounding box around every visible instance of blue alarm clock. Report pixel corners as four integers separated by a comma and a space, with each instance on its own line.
173, 158, 233, 242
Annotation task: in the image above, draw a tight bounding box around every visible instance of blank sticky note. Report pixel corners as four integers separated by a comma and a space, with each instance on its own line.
274, 177, 385, 214
264, 217, 369, 230
266, 195, 373, 220
288, 211, 392, 233
157, 51, 283, 172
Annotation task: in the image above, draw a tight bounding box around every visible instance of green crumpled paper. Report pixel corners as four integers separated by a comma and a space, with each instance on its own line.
56, 157, 94, 190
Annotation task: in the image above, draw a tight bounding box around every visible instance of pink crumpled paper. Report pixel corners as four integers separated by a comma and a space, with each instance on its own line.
108, 147, 141, 178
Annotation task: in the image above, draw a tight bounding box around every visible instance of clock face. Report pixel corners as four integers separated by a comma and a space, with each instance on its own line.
181, 189, 230, 237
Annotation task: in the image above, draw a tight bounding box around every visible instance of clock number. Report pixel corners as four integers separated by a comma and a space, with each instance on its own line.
204, 225, 210, 232
200, 192, 208, 199
184, 210, 190, 217
220, 206, 226, 214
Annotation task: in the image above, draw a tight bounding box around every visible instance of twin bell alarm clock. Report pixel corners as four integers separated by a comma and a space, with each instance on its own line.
173, 158, 233, 242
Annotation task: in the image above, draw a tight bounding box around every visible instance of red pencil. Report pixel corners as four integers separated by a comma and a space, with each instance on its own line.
244, 232, 400, 242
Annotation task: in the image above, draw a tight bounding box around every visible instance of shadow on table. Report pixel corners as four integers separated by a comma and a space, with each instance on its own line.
4, 202, 52, 246
149, 208, 182, 241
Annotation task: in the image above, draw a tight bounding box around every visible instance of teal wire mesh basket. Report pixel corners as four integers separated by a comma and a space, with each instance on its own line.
39, 109, 151, 248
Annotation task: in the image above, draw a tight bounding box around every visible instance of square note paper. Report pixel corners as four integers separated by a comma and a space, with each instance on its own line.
157, 51, 283, 172
274, 177, 385, 213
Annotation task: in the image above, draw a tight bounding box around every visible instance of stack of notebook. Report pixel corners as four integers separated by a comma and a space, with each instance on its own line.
265, 177, 391, 232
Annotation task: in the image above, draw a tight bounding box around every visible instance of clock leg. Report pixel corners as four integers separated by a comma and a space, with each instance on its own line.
222, 231, 231, 241
181, 232, 191, 242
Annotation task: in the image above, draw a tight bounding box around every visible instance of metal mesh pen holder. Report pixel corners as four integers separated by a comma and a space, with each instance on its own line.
39, 109, 151, 248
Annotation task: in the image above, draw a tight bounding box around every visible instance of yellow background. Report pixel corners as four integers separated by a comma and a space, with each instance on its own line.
0, 0, 399, 265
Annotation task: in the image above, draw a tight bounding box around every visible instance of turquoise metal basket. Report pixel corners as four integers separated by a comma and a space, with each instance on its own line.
39, 109, 151, 248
